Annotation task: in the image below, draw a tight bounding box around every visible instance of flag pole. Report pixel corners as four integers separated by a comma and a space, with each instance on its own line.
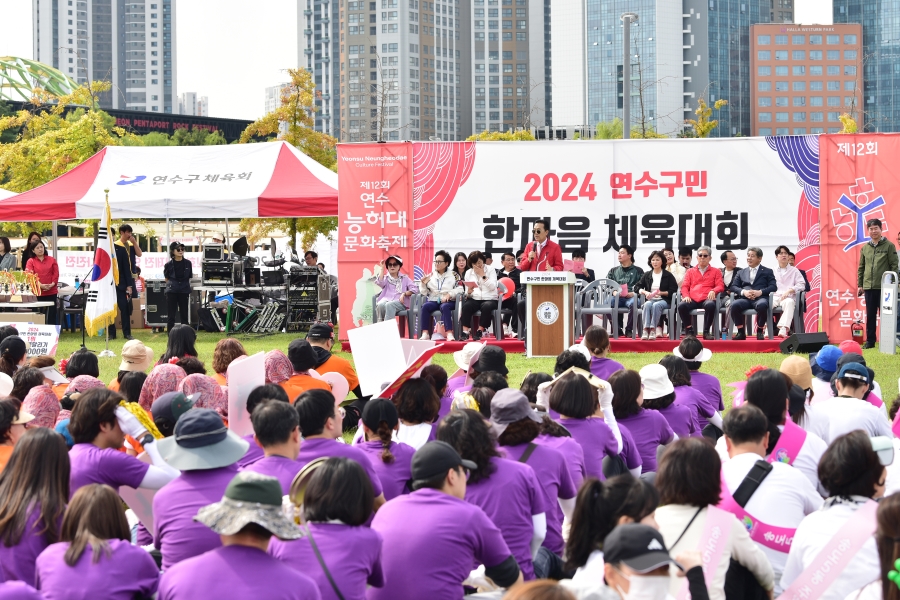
99, 188, 116, 358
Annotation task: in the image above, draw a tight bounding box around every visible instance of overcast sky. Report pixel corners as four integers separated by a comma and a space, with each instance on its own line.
2, 0, 833, 121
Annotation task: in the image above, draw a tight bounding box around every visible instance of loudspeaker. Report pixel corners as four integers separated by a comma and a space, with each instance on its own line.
780, 332, 830, 354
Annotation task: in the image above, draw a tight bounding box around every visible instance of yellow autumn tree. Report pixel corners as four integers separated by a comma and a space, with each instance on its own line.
239, 68, 339, 253
685, 98, 729, 138
838, 113, 858, 134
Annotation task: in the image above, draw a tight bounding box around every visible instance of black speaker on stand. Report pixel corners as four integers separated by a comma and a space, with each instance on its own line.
780, 332, 830, 354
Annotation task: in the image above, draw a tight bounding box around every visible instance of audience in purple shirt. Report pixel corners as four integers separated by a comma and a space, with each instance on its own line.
240, 401, 303, 494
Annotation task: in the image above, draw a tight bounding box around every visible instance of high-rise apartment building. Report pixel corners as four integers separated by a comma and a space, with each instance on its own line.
178, 92, 208, 116
265, 83, 289, 115
770, 0, 793, 23
300, 0, 341, 138
33, 0, 176, 112
835, 0, 900, 132
339, 0, 466, 141
750, 23, 862, 136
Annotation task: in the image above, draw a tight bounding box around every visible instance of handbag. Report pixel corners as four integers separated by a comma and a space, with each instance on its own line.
307, 526, 346, 600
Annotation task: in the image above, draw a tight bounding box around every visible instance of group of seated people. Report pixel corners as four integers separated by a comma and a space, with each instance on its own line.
0, 314, 893, 600
373, 242, 810, 344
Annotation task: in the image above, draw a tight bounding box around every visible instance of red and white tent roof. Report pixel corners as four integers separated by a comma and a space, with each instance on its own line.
0, 188, 15, 201
0, 142, 337, 221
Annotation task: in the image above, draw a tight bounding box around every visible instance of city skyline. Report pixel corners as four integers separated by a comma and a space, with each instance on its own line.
2, 0, 832, 122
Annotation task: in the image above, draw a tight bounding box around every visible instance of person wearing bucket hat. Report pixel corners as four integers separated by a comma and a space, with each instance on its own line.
779, 356, 832, 440
110, 339, 155, 392
68, 388, 179, 496
158, 472, 319, 600
280, 339, 332, 402
370, 441, 523, 600
639, 364, 699, 439
356, 398, 416, 501
491, 388, 577, 579
813, 363, 892, 443
809, 345, 842, 400
295, 389, 386, 510
153, 409, 250, 570
473, 345, 509, 377
241, 401, 303, 494
372, 255, 417, 323
0, 399, 33, 472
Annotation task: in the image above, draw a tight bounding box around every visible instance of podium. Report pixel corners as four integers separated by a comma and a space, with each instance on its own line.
523, 272, 576, 358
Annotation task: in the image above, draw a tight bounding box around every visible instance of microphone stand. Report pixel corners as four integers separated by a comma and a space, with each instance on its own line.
75, 266, 96, 352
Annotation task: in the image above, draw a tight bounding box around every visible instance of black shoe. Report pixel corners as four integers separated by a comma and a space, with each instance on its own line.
703, 331, 714, 341
472, 329, 483, 341
757, 329, 765, 340
734, 329, 746, 341
863, 341, 876, 349
124, 335, 135, 341
683, 327, 695, 338
459, 331, 470, 341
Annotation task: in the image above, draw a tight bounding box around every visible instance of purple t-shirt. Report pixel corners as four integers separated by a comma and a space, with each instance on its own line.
237, 433, 264, 468
297, 438, 383, 498
242, 455, 303, 494
690, 370, 724, 412
270, 522, 383, 600
369, 488, 512, 600
159, 545, 321, 600
464, 457, 545, 580
535, 433, 586, 490
0, 508, 55, 584
0, 582, 42, 600
618, 410, 674, 473
618, 425, 642, 471
654, 403, 699, 438
501, 442, 577, 556
673, 385, 716, 430
68, 443, 149, 496
590, 357, 625, 381
153, 464, 239, 570
440, 375, 467, 418
557, 417, 619, 480
355, 441, 415, 501
136, 523, 153, 547
35, 539, 159, 600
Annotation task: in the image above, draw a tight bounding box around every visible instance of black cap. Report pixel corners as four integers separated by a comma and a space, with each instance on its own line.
306, 323, 335, 340
603, 524, 673, 574
287, 338, 316, 372
361, 398, 399, 431
473, 345, 508, 376
173, 409, 229, 449
151, 391, 197, 426
411, 441, 478, 482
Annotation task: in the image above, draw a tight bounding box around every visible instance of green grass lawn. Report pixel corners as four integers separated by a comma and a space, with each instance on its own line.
54, 330, 900, 410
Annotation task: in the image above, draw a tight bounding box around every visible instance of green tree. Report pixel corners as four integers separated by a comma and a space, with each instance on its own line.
593, 118, 666, 139
238, 68, 339, 253
685, 97, 728, 138
466, 129, 536, 141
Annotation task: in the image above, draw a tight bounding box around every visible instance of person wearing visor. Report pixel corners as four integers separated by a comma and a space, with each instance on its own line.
372, 255, 417, 323
601, 524, 709, 600
163, 242, 193, 333
781, 430, 890, 599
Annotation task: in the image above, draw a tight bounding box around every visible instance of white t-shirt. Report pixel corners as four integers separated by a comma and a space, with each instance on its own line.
797, 403, 832, 441
394, 422, 433, 450
570, 550, 604, 586
722, 452, 823, 594
716, 425, 827, 495
843, 581, 882, 600
651, 271, 662, 292
781, 497, 880, 600
884, 437, 900, 497
811, 396, 892, 444
811, 377, 835, 404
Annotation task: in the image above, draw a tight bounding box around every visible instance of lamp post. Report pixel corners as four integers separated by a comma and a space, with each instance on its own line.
621, 13, 638, 139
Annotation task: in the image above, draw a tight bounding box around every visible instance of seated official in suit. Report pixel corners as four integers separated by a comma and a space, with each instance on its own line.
728, 247, 777, 340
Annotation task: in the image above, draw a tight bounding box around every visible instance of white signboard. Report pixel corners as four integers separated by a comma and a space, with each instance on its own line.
0, 323, 61, 356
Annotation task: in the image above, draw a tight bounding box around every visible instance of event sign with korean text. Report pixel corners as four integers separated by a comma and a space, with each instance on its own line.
337, 137, 818, 339
0, 323, 61, 357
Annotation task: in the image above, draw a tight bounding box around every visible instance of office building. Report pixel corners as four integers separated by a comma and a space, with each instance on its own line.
771, 0, 793, 23
835, 1, 900, 132
750, 23, 862, 136
264, 83, 289, 115
339, 0, 466, 141
33, 0, 176, 112
300, 0, 341, 138
468, 0, 549, 134
178, 92, 208, 116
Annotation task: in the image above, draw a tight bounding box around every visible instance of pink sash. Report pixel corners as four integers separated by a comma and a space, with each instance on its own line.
767, 419, 807, 466
718, 477, 796, 553
677, 506, 733, 600
777, 500, 878, 600
866, 393, 884, 409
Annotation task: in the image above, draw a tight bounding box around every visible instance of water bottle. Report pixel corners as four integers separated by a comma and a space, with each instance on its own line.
74, 276, 80, 291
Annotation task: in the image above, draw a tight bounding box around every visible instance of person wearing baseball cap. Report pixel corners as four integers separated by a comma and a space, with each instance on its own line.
600, 524, 708, 600
157, 472, 319, 600
809, 344, 842, 400
370, 441, 522, 600
150, 391, 197, 437
372, 255, 417, 323
280, 339, 332, 402
813, 362, 892, 443
153, 409, 250, 570
491, 388, 577, 579
356, 398, 415, 501
306, 323, 363, 421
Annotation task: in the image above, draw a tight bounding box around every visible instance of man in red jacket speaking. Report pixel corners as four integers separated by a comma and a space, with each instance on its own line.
517, 219, 564, 340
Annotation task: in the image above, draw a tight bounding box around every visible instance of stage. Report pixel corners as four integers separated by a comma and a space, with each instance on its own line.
342, 336, 785, 355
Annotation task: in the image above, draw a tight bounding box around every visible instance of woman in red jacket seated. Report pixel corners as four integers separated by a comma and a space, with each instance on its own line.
24, 240, 59, 326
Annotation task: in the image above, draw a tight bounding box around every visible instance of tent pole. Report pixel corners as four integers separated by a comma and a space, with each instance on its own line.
224, 219, 230, 247
166, 216, 170, 249
51, 220, 58, 259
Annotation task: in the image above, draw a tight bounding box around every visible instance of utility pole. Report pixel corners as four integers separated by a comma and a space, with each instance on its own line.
621, 13, 638, 139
